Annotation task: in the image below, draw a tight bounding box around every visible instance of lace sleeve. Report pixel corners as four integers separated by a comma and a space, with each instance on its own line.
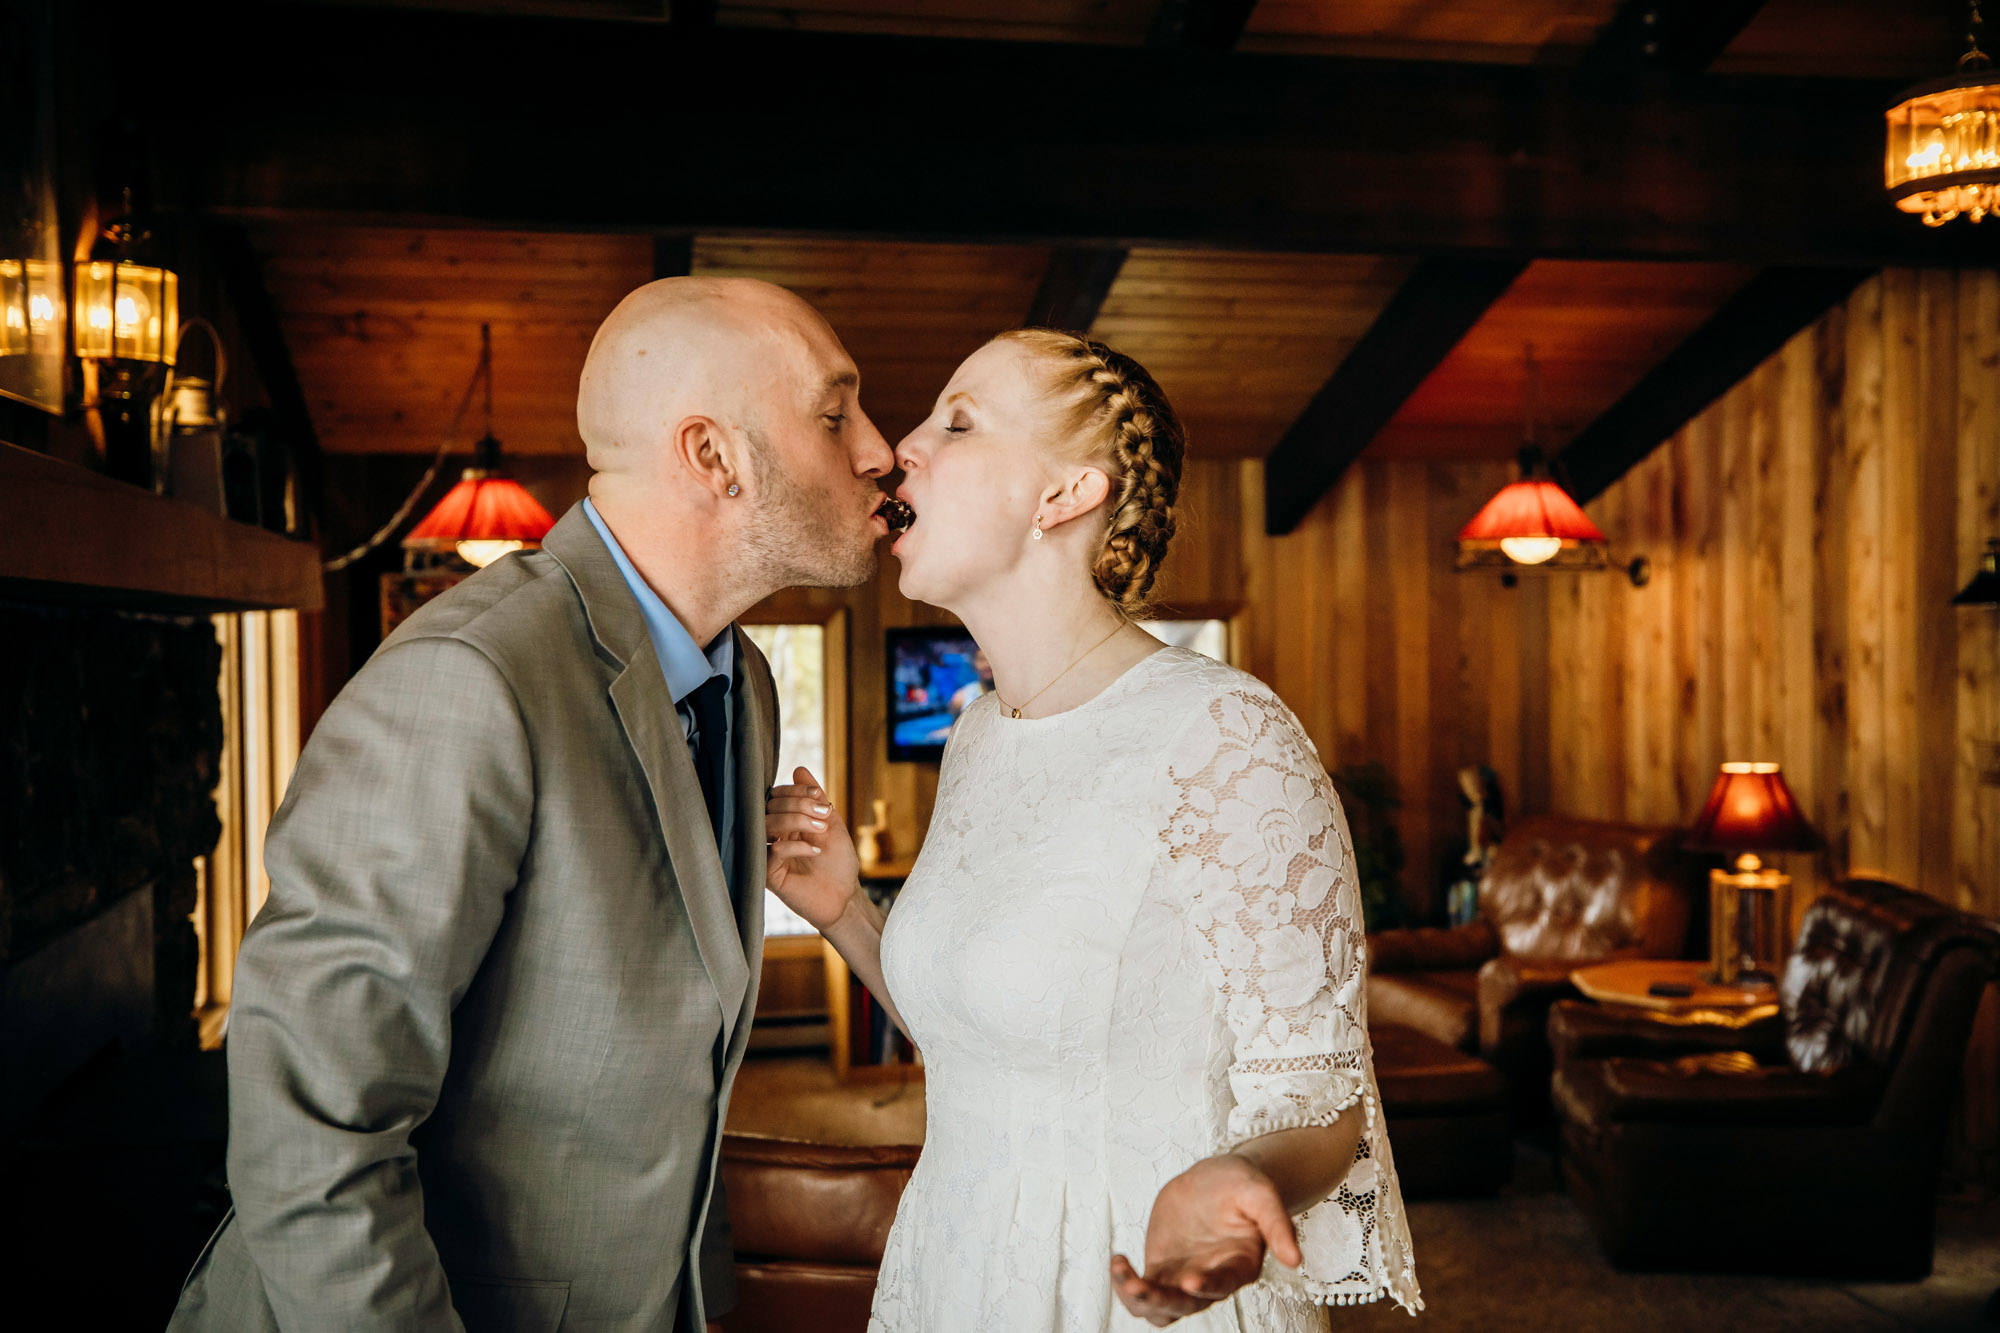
1168, 685, 1422, 1313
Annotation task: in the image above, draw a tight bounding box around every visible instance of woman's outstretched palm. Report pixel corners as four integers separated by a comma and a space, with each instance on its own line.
765, 767, 861, 929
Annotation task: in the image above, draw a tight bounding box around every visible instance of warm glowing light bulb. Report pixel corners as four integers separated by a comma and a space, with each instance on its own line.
28, 292, 56, 328
457, 539, 525, 568
1500, 536, 1563, 565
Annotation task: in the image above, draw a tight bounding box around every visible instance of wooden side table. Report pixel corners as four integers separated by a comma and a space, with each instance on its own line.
1569, 958, 1781, 1027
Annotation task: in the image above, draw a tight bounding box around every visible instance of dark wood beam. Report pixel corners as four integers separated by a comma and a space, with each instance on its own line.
1557, 266, 1874, 503
1263, 259, 1528, 534
1025, 247, 1128, 331
124, 3, 1987, 266
1583, 0, 1771, 73
1148, 0, 1260, 51
202, 220, 326, 545
652, 234, 695, 278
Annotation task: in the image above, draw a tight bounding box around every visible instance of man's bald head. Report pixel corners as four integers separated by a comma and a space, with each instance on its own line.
576, 276, 836, 480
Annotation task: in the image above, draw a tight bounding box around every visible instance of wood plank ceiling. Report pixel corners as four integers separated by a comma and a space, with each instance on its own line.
247, 0, 1963, 479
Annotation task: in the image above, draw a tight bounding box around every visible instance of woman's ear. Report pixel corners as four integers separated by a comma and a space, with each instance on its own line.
1041, 467, 1112, 531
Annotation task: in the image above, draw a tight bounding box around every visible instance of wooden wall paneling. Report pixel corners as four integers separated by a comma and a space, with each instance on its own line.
1811, 304, 1853, 876
1517, 575, 1553, 818
1718, 380, 1754, 763
1426, 464, 1469, 885
1916, 269, 1963, 902
1748, 356, 1785, 767
1776, 326, 1821, 821
1955, 269, 2000, 919
1879, 270, 1924, 888
1954, 269, 2000, 1186
1626, 448, 1676, 822
1844, 275, 1888, 875
1329, 465, 1371, 766
1388, 463, 1435, 911
1362, 460, 1400, 774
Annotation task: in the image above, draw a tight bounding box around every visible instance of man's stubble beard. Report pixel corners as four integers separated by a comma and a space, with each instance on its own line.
738, 437, 879, 591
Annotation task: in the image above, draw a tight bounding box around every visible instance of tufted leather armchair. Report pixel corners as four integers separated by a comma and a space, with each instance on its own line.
1365, 815, 1701, 1101
1550, 877, 2000, 1278
715, 1134, 919, 1333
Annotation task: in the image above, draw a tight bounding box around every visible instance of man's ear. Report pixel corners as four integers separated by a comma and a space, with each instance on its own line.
1041, 467, 1113, 530
671, 415, 744, 500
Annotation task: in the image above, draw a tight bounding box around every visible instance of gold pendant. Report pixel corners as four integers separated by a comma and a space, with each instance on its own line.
1010, 707, 1022, 719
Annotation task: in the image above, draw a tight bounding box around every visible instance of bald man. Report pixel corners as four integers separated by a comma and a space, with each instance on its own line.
170, 279, 896, 1333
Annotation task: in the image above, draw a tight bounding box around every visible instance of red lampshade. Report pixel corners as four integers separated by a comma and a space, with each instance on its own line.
404, 436, 555, 568
1457, 477, 1606, 544
1686, 762, 1819, 854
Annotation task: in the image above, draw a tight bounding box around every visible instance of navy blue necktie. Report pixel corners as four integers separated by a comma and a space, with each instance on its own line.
684, 675, 730, 853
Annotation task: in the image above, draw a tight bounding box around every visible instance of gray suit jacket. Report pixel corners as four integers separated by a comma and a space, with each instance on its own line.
169, 505, 773, 1332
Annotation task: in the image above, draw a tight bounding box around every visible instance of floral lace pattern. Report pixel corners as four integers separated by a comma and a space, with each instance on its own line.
872, 649, 1421, 1332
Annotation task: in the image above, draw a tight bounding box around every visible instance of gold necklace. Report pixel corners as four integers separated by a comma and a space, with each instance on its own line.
992, 621, 1127, 720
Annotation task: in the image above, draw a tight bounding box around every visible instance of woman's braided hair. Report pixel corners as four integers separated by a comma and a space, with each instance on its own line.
995, 329, 1186, 616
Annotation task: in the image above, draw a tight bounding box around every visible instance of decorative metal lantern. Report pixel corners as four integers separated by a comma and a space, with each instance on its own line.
1885, 0, 2000, 225
73, 259, 179, 363
0, 258, 63, 358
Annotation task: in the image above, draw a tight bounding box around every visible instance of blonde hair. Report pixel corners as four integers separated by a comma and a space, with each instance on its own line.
994, 328, 1185, 616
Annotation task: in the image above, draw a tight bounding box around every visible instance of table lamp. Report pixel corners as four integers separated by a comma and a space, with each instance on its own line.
1687, 762, 1819, 988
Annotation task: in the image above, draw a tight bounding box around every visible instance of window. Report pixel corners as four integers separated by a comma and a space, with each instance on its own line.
192, 610, 302, 1048
1142, 617, 1233, 664
742, 612, 848, 936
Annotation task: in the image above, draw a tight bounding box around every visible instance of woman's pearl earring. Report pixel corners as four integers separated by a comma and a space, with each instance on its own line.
727, 484, 740, 497
1031, 516, 1044, 541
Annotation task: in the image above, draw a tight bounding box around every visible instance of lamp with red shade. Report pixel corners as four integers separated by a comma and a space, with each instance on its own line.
1687, 762, 1820, 988
403, 431, 555, 569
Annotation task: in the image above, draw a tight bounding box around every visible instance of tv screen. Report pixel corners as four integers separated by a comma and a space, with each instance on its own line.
887, 626, 991, 761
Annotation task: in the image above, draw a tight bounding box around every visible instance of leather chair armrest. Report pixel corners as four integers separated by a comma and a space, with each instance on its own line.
1367, 918, 1499, 973
1546, 998, 1787, 1067
1477, 956, 1579, 1056
1556, 1055, 1882, 1126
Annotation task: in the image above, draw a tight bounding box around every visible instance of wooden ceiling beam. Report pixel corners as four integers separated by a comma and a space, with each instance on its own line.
1583, 0, 1772, 74
1557, 265, 1874, 503
1263, 258, 1527, 534
126, 3, 1984, 267
1024, 246, 1128, 331
1147, 0, 1260, 51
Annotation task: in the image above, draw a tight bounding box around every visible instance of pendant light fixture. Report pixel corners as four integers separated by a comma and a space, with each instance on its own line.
1456, 346, 1610, 573
323, 323, 554, 574
403, 324, 554, 568
1885, 0, 2000, 225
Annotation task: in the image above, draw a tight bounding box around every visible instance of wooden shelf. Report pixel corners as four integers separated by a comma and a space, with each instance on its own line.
0, 442, 323, 612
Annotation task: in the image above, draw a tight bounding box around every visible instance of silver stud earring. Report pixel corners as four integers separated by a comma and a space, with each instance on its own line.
727, 484, 740, 497
1031, 516, 1043, 540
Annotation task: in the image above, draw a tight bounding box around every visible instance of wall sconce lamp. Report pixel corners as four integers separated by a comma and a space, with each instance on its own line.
1687, 762, 1820, 988
75, 196, 179, 488
0, 258, 64, 357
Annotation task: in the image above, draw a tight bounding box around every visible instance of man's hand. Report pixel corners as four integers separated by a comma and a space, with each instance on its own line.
765, 767, 863, 930
1110, 1153, 1301, 1327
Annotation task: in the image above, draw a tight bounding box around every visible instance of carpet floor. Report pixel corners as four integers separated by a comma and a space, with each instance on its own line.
726, 1057, 2000, 1331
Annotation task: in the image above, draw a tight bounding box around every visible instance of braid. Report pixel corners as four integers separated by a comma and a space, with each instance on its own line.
997, 329, 1186, 616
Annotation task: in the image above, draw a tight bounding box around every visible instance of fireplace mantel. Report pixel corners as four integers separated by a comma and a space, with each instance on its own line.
0, 441, 323, 612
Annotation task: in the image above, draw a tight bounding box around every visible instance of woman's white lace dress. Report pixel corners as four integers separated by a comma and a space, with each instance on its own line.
872, 648, 1421, 1331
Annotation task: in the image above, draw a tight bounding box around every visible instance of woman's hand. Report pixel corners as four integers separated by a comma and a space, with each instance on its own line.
1109, 1153, 1301, 1327
765, 767, 863, 931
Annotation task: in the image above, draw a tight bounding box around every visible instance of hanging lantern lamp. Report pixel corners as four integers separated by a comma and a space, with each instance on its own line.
1886, 0, 2000, 225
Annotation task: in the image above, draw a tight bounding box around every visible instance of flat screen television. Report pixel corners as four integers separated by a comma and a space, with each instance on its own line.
886, 626, 990, 761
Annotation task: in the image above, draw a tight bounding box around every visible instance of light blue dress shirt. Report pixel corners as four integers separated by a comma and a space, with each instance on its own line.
582, 498, 738, 898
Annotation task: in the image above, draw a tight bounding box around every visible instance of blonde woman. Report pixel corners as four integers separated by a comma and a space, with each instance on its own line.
765, 331, 1421, 1330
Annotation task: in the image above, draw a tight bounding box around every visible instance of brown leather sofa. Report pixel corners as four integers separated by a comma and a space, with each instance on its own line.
715, 1134, 919, 1333
1371, 1022, 1512, 1196
1550, 877, 2000, 1279
1367, 814, 1701, 1103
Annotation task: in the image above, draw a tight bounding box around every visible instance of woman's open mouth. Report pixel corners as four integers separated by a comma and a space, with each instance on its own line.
879, 496, 916, 538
